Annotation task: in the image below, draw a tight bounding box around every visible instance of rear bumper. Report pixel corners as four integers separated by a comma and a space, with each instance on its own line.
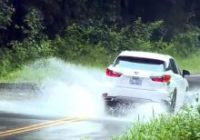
104, 95, 154, 107
105, 86, 171, 103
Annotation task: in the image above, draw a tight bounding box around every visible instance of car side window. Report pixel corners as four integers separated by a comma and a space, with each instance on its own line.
177, 66, 182, 75
169, 59, 179, 74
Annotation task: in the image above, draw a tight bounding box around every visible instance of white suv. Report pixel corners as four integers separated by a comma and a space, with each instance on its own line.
103, 51, 190, 112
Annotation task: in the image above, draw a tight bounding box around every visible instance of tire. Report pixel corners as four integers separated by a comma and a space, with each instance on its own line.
104, 97, 134, 116
170, 89, 177, 112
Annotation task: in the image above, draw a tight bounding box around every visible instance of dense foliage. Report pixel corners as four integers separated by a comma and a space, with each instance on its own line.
1, 0, 200, 41
0, 18, 200, 76
1, 0, 200, 45
0, 0, 200, 76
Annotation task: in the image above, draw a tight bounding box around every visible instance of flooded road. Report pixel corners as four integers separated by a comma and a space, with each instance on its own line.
0, 59, 199, 140
0, 84, 168, 140
0, 112, 131, 140
0, 76, 199, 140
0, 88, 135, 140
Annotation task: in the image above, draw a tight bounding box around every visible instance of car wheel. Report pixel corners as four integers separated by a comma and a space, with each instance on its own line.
170, 89, 177, 112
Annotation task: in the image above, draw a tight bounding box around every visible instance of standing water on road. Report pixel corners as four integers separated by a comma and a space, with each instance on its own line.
1, 58, 198, 139
0, 58, 108, 118
0, 58, 168, 119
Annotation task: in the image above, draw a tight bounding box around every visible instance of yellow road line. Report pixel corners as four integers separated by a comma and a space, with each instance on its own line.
0, 116, 88, 138
0, 117, 78, 134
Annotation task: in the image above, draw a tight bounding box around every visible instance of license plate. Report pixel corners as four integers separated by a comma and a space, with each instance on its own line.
129, 77, 142, 85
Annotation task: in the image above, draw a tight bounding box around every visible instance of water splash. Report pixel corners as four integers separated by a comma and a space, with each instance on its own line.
0, 58, 198, 121
0, 58, 199, 139
0, 58, 107, 118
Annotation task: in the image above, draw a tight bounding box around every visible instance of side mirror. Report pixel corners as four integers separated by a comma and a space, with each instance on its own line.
182, 70, 190, 77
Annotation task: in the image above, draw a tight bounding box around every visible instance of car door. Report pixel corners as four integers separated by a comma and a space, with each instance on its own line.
169, 59, 188, 91
168, 58, 188, 105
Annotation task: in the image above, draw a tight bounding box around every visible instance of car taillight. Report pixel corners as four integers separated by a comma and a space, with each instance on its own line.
106, 68, 121, 77
150, 75, 171, 83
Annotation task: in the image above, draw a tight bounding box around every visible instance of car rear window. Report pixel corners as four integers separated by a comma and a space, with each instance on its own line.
114, 56, 165, 72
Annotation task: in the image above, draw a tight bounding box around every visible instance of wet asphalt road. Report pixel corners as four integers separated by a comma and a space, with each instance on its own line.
0, 85, 131, 140
0, 112, 130, 140
0, 75, 199, 140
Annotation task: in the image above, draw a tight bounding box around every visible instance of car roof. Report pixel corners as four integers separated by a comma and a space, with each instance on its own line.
118, 51, 172, 64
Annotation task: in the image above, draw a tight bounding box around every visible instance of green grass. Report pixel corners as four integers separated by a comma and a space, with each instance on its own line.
0, 58, 60, 83
113, 107, 200, 140
0, 49, 199, 83
0, 57, 106, 83
176, 51, 200, 74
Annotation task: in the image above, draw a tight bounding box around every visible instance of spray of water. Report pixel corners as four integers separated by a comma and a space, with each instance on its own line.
0, 58, 198, 121
185, 88, 200, 107
0, 58, 108, 118
0, 58, 199, 140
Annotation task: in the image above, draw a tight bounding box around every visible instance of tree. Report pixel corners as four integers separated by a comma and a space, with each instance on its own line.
0, 0, 14, 29
0, 0, 15, 47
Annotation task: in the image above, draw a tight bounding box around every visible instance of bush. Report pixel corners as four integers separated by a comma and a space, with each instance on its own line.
114, 107, 200, 140
0, 19, 200, 78
172, 29, 200, 57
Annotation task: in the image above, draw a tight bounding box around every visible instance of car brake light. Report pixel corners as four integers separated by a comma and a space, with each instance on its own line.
151, 75, 171, 83
106, 68, 121, 77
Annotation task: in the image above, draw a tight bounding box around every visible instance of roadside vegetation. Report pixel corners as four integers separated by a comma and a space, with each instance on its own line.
0, 10, 200, 80
1, 1, 200, 80
113, 106, 200, 140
